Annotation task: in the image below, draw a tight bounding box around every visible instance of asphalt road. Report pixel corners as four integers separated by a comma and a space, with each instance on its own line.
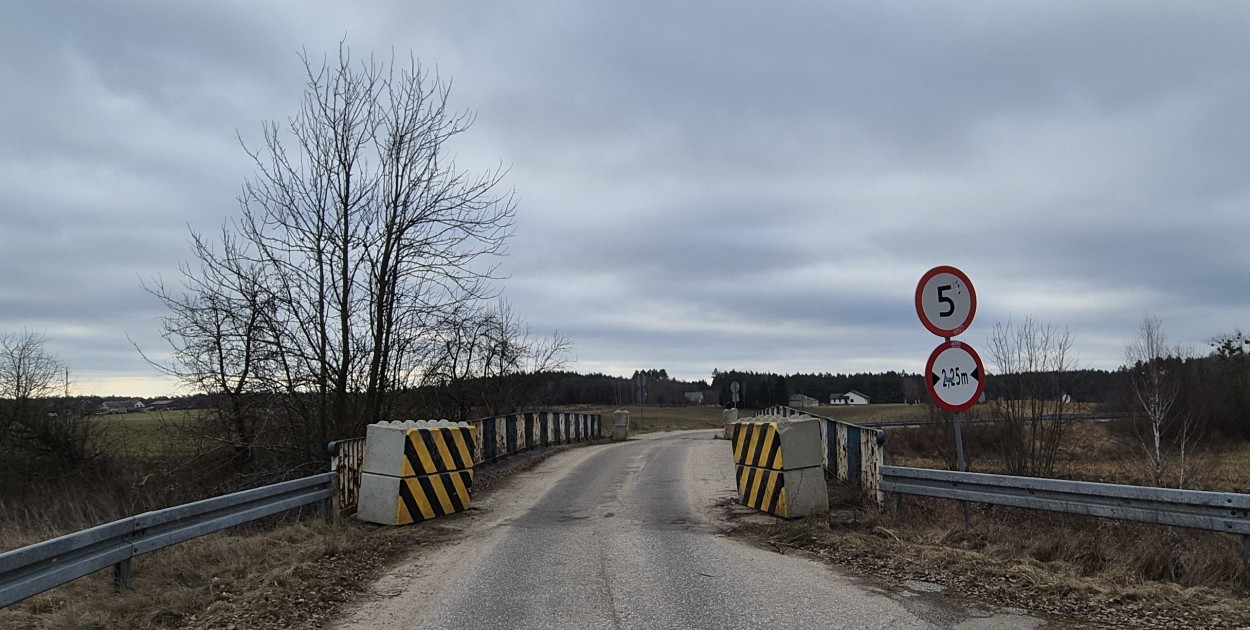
333, 430, 1045, 630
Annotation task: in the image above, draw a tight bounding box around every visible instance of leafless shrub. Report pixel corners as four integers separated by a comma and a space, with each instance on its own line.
1123, 316, 1204, 488
985, 317, 1076, 477
0, 331, 110, 484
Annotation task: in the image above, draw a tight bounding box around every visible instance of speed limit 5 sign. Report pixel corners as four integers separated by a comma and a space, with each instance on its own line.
915, 266, 976, 338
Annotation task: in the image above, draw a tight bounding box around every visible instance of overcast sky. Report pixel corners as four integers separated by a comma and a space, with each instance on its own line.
2, 2, 1249, 396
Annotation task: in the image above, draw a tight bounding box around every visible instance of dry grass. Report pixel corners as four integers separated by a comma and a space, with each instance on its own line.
885, 417, 1250, 492
101, 410, 204, 459
728, 413, 1250, 628
801, 403, 929, 425
0, 435, 566, 629
0, 515, 463, 630
731, 493, 1250, 629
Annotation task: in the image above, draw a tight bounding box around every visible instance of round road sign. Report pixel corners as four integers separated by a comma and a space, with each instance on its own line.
924, 340, 986, 413
915, 266, 976, 338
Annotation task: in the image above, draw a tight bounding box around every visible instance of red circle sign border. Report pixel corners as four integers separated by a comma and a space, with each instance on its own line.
915, 265, 977, 338
924, 340, 986, 413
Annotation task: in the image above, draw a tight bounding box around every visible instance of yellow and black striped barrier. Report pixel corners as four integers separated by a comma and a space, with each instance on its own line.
395, 469, 474, 524
732, 422, 784, 470
362, 424, 476, 477
730, 416, 827, 519
735, 465, 789, 516
358, 420, 478, 526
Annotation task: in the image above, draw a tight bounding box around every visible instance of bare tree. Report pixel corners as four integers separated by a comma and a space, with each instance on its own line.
0, 330, 64, 406
1124, 316, 1198, 487
0, 331, 102, 477
422, 300, 572, 420
985, 317, 1076, 477
145, 229, 283, 464
150, 42, 516, 463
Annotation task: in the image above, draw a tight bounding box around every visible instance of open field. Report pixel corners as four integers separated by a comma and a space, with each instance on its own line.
564, 403, 930, 433
97, 409, 202, 459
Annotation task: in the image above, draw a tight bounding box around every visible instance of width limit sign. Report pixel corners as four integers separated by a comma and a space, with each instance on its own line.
924, 340, 985, 413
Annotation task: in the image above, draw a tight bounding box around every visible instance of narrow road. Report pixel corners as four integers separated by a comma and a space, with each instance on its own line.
333, 430, 1045, 630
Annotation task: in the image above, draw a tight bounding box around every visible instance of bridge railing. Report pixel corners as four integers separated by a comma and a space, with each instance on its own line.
329, 411, 603, 514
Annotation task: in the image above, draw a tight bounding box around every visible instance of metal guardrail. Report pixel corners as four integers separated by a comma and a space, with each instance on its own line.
769, 407, 1250, 549
881, 465, 1250, 538
0, 472, 335, 609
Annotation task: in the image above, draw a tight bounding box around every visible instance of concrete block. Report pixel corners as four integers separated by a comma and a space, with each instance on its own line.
734, 464, 827, 519
612, 409, 629, 441
363, 421, 477, 476
730, 417, 822, 470
356, 470, 474, 526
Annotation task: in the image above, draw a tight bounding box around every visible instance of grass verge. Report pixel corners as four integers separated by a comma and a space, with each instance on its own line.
0, 513, 464, 630
722, 487, 1250, 629
0, 441, 587, 630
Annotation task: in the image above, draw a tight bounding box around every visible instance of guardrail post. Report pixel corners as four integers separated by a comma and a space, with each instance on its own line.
1243, 535, 1250, 572
113, 559, 133, 590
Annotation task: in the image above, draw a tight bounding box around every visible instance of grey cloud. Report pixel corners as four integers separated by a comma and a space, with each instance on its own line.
3, 1, 1250, 392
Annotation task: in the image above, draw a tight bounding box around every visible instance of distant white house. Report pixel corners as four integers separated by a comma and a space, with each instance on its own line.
789, 393, 820, 408
830, 391, 870, 406
684, 392, 704, 405
99, 399, 146, 414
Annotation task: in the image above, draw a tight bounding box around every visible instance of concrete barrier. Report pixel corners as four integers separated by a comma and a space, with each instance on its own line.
471, 412, 603, 463
763, 406, 886, 508
722, 407, 738, 439
357, 420, 477, 525
729, 416, 828, 518
613, 409, 629, 441
361, 420, 476, 477
358, 469, 475, 525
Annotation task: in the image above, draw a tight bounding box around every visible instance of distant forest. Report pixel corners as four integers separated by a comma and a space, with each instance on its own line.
76, 351, 1249, 444
78, 367, 1122, 411
526, 367, 1126, 409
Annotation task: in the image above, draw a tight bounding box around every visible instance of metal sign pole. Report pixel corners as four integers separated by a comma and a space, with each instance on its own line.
952, 410, 972, 527
944, 330, 973, 528
636, 373, 647, 427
